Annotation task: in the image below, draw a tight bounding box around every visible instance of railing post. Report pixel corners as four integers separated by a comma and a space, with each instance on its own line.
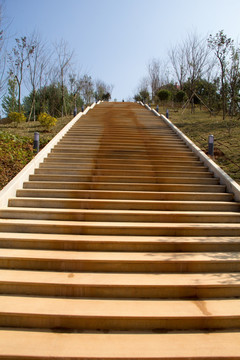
34, 132, 40, 154
208, 134, 214, 157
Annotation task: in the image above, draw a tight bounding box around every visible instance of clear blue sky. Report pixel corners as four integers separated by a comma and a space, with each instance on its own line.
3, 0, 240, 101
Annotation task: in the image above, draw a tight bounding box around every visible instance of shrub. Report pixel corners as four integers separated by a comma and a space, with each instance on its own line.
174, 90, 186, 103
38, 112, 57, 131
157, 89, 172, 102
8, 112, 26, 126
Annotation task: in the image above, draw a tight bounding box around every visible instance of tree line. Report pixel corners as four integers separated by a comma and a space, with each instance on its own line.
134, 31, 240, 120
0, 6, 113, 121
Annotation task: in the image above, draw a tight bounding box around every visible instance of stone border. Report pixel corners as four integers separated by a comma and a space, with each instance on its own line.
142, 103, 240, 202
0, 102, 98, 208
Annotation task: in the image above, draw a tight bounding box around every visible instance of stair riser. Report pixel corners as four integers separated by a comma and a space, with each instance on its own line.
1, 238, 240, 252
46, 156, 205, 166
1, 283, 239, 299
38, 166, 213, 178
21, 185, 228, 196
50, 151, 198, 161
30, 174, 219, 185
9, 199, 239, 212
1, 211, 239, 223
1, 314, 239, 331
43, 162, 210, 173
0, 258, 240, 273
1, 223, 240, 237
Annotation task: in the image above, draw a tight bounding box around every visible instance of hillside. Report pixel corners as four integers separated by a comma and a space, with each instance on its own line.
0, 116, 72, 189
159, 105, 240, 185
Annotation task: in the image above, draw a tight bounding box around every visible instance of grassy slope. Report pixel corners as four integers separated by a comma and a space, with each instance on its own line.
0, 116, 72, 189
158, 104, 240, 184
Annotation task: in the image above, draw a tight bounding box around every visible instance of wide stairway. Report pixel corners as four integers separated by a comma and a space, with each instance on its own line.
0, 102, 240, 359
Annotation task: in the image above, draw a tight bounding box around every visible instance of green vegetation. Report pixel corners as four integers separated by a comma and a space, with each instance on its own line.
38, 113, 57, 131
0, 115, 71, 189
8, 112, 26, 126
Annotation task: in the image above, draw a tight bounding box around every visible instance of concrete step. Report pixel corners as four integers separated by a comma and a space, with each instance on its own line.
1, 208, 240, 223
43, 159, 210, 172
1, 233, 240, 252
1, 248, 240, 272
29, 174, 219, 185
1, 329, 240, 359
50, 149, 198, 160
9, 198, 239, 212
1, 295, 240, 331
1, 269, 240, 298
1, 219, 240, 236
46, 155, 205, 166
38, 165, 214, 178
53, 146, 192, 156
21, 183, 229, 196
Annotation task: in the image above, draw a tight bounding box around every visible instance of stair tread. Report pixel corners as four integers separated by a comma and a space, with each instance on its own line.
0, 330, 240, 359
1, 295, 240, 318
3, 207, 240, 216
2, 218, 240, 227
10, 197, 237, 204
1, 269, 240, 286
1, 232, 240, 243
1, 248, 240, 262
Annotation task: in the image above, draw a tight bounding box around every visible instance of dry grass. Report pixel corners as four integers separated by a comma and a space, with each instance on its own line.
156, 104, 240, 184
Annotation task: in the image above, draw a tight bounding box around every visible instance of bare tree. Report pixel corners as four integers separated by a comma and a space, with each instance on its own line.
8, 36, 35, 112
26, 33, 51, 121
147, 58, 161, 100
94, 79, 113, 101
227, 44, 240, 116
80, 74, 94, 104
185, 32, 210, 111
54, 39, 74, 117
169, 32, 210, 112
208, 30, 233, 120
169, 45, 188, 89
0, 3, 9, 101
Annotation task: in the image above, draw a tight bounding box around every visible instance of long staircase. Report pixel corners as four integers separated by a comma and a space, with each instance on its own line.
1, 101, 240, 359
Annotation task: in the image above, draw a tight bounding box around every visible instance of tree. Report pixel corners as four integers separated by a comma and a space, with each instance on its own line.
26, 33, 51, 121
0, 3, 8, 100
134, 89, 150, 103
208, 30, 233, 119
169, 44, 188, 90
54, 39, 74, 117
227, 45, 240, 116
185, 32, 210, 111
68, 72, 83, 111
94, 79, 113, 101
169, 32, 210, 112
148, 58, 161, 100
24, 83, 63, 118
157, 89, 172, 104
80, 74, 94, 104
2, 76, 18, 115
8, 36, 35, 112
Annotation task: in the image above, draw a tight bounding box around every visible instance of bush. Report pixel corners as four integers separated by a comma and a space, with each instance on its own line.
8, 112, 26, 126
38, 112, 57, 131
174, 90, 186, 103
157, 89, 172, 102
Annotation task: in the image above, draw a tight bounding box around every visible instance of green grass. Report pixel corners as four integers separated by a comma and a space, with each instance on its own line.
156, 104, 240, 184
0, 116, 72, 189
